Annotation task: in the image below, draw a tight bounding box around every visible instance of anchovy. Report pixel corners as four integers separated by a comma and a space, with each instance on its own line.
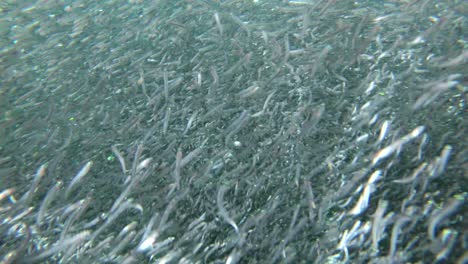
65, 161, 93, 199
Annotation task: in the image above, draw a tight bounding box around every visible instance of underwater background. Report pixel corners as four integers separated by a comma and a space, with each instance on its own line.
0, 0, 466, 263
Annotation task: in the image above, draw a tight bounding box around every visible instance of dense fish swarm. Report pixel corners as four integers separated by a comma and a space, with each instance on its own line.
0, 0, 467, 263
